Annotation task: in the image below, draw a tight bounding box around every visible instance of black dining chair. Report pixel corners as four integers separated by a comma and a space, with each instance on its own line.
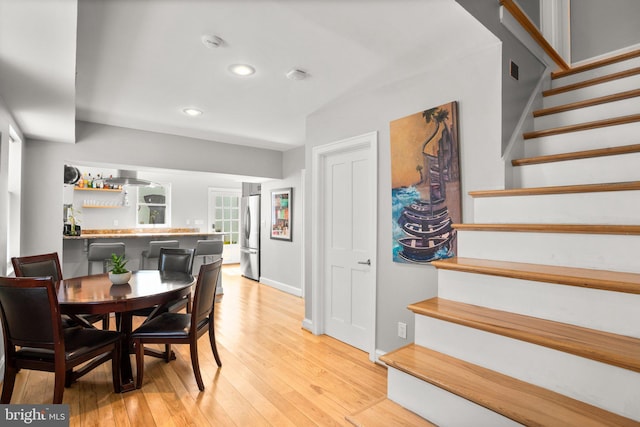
12, 252, 110, 329
0, 276, 122, 404
131, 247, 195, 321
160, 247, 196, 313
131, 259, 223, 391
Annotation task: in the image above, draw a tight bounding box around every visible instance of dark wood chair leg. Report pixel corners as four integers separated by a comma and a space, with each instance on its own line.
189, 340, 204, 391
135, 339, 144, 389
53, 370, 65, 404
102, 314, 110, 330
112, 341, 122, 393
209, 321, 222, 367
164, 344, 172, 363
1, 366, 17, 403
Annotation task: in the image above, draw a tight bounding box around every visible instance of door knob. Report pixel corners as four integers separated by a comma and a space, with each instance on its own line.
357, 259, 371, 266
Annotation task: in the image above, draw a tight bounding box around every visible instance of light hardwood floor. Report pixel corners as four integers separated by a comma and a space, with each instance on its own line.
6, 265, 388, 426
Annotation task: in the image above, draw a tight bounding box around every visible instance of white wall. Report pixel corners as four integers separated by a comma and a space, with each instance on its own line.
571, 0, 640, 62
259, 146, 305, 296
260, 173, 303, 296
304, 41, 503, 353
22, 121, 283, 258
456, 0, 547, 153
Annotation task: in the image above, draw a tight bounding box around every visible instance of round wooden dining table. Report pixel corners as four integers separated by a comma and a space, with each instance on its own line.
59, 270, 195, 392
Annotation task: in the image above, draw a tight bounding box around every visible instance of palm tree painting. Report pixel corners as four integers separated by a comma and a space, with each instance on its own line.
390, 101, 460, 264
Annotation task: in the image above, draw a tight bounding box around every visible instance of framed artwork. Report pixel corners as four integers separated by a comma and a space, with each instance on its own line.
390, 101, 461, 264
271, 188, 292, 241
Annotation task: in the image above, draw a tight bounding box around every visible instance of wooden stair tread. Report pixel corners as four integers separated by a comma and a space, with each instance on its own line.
431, 257, 640, 294
512, 144, 640, 166
543, 67, 640, 97
408, 298, 640, 373
533, 88, 640, 117
552, 49, 640, 80
452, 223, 640, 235
380, 344, 639, 427
469, 181, 640, 197
345, 397, 437, 427
523, 114, 640, 139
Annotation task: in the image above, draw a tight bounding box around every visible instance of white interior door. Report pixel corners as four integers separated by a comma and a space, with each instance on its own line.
312, 132, 377, 357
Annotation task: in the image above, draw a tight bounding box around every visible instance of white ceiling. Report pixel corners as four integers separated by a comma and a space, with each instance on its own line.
1, 0, 493, 151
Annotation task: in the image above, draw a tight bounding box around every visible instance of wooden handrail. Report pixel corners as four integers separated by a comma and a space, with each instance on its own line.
500, 0, 570, 71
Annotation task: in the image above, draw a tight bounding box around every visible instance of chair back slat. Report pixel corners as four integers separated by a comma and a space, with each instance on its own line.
0, 277, 61, 348
158, 248, 195, 274
191, 259, 222, 325
12, 252, 63, 283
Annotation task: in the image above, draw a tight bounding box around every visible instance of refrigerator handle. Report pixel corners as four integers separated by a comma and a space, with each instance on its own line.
244, 204, 251, 239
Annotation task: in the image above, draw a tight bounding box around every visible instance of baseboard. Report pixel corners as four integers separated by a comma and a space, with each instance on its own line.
260, 277, 302, 297
301, 318, 313, 332
375, 349, 387, 365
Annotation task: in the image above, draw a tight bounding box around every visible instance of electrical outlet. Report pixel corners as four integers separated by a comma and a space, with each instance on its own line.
113, 219, 119, 226
398, 322, 407, 339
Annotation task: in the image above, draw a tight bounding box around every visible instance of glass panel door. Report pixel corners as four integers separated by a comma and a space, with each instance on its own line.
208, 189, 241, 263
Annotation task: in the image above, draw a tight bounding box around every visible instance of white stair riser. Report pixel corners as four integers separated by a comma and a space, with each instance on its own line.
513, 152, 640, 187
457, 230, 640, 273
551, 56, 640, 87
438, 270, 640, 337
534, 96, 639, 130
387, 368, 521, 427
414, 316, 640, 421
543, 74, 640, 108
473, 190, 640, 225
523, 121, 640, 157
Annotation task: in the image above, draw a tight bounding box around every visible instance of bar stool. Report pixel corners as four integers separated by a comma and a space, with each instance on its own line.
193, 240, 223, 293
87, 242, 126, 275
140, 240, 179, 269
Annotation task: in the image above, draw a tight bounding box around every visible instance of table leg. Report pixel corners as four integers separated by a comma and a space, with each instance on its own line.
118, 312, 136, 392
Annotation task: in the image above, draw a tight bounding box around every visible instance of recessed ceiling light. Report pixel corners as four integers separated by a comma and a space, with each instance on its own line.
183, 108, 203, 116
228, 64, 256, 77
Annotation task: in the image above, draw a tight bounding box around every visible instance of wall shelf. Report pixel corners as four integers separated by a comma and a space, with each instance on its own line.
82, 205, 123, 209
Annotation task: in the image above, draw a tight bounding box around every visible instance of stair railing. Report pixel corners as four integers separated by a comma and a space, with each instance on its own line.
500, 0, 570, 71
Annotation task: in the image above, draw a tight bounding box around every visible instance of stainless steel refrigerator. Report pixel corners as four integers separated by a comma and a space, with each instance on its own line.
240, 194, 260, 280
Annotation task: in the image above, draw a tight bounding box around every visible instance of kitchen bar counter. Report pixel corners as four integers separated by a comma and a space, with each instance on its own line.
63, 227, 225, 240
62, 228, 226, 278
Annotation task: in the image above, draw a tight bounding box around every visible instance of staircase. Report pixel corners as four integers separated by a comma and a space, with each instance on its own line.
379, 50, 640, 426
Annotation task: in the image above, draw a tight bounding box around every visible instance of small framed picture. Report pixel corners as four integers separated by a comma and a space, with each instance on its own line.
270, 188, 292, 241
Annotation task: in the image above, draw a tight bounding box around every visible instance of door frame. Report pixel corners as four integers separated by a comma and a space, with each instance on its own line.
311, 131, 378, 361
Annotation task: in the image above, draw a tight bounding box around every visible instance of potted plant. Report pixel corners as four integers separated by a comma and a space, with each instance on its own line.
107, 253, 131, 285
